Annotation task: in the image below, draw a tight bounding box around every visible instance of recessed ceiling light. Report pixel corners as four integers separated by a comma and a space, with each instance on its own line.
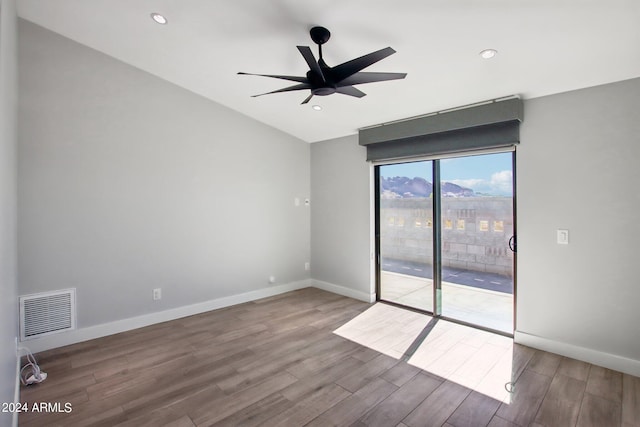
312, 105, 322, 111
150, 13, 168, 25
479, 49, 497, 59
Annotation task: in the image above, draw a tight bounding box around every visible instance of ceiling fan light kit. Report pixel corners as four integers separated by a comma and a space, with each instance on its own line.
238, 26, 407, 104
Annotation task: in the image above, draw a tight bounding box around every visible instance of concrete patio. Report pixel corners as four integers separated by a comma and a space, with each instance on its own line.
380, 271, 513, 333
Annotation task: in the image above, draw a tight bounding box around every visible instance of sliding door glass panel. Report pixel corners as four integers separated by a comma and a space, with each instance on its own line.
439, 153, 514, 333
379, 161, 434, 312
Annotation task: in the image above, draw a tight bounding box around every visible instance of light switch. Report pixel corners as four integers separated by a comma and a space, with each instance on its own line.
294, 198, 300, 207
557, 229, 569, 245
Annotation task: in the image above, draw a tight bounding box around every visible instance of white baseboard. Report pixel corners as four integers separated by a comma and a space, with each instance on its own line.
311, 279, 375, 303
23, 280, 312, 354
515, 330, 640, 377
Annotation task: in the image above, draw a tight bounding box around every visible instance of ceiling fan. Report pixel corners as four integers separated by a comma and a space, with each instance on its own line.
238, 26, 407, 104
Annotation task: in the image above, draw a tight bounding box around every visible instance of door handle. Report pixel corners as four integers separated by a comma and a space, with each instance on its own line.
509, 235, 517, 253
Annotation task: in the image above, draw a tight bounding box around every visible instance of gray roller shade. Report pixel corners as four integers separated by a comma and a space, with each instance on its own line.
360, 97, 523, 162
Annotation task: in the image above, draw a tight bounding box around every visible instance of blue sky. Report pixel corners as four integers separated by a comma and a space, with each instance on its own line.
380, 152, 513, 196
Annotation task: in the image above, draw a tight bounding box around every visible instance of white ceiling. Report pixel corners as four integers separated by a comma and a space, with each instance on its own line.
17, 0, 640, 143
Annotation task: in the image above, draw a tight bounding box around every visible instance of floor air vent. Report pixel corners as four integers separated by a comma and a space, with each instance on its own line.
20, 289, 76, 341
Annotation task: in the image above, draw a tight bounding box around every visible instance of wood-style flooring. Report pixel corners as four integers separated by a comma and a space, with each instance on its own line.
19, 288, 640, 427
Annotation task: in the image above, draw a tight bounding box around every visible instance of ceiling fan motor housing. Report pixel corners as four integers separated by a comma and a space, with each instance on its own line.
313, 86, 337, 96
306, 68, 337, 95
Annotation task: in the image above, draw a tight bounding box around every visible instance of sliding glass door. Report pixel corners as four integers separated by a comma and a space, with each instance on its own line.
439, 153, 514, 333
376, 151, 515, 334
378, 161, 434, 312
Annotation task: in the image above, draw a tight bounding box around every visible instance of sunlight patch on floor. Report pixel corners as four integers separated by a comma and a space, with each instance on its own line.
334, 303, 430, 359
334, 303, 515, 403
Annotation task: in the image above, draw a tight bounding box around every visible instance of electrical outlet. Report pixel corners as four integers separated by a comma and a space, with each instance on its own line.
268, 276, 276, 284
304, 262, 310, 271
153, 288, 162, 300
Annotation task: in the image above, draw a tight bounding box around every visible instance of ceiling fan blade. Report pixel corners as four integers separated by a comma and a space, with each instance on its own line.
238, 72, 308, 83
297, 46, 325, 82
337, 72, 407, 87
251, 83, 312, 98
301, 93, 314, 104
336, 86, 367, 98
331, 47, 397, 83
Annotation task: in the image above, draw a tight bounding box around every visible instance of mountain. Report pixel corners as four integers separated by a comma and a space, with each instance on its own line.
442, 182, 475, 197
381, 176, 474, 198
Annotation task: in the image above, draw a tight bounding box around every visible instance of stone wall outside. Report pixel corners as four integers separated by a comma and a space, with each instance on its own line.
380, 197, 514, 277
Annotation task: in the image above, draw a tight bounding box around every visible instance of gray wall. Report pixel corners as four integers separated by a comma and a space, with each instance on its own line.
18, 20, 310, 328
310, 135, 371, 296
0, 0, 19, 423
517, 78, 640, 361
310, 78, 640, 367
